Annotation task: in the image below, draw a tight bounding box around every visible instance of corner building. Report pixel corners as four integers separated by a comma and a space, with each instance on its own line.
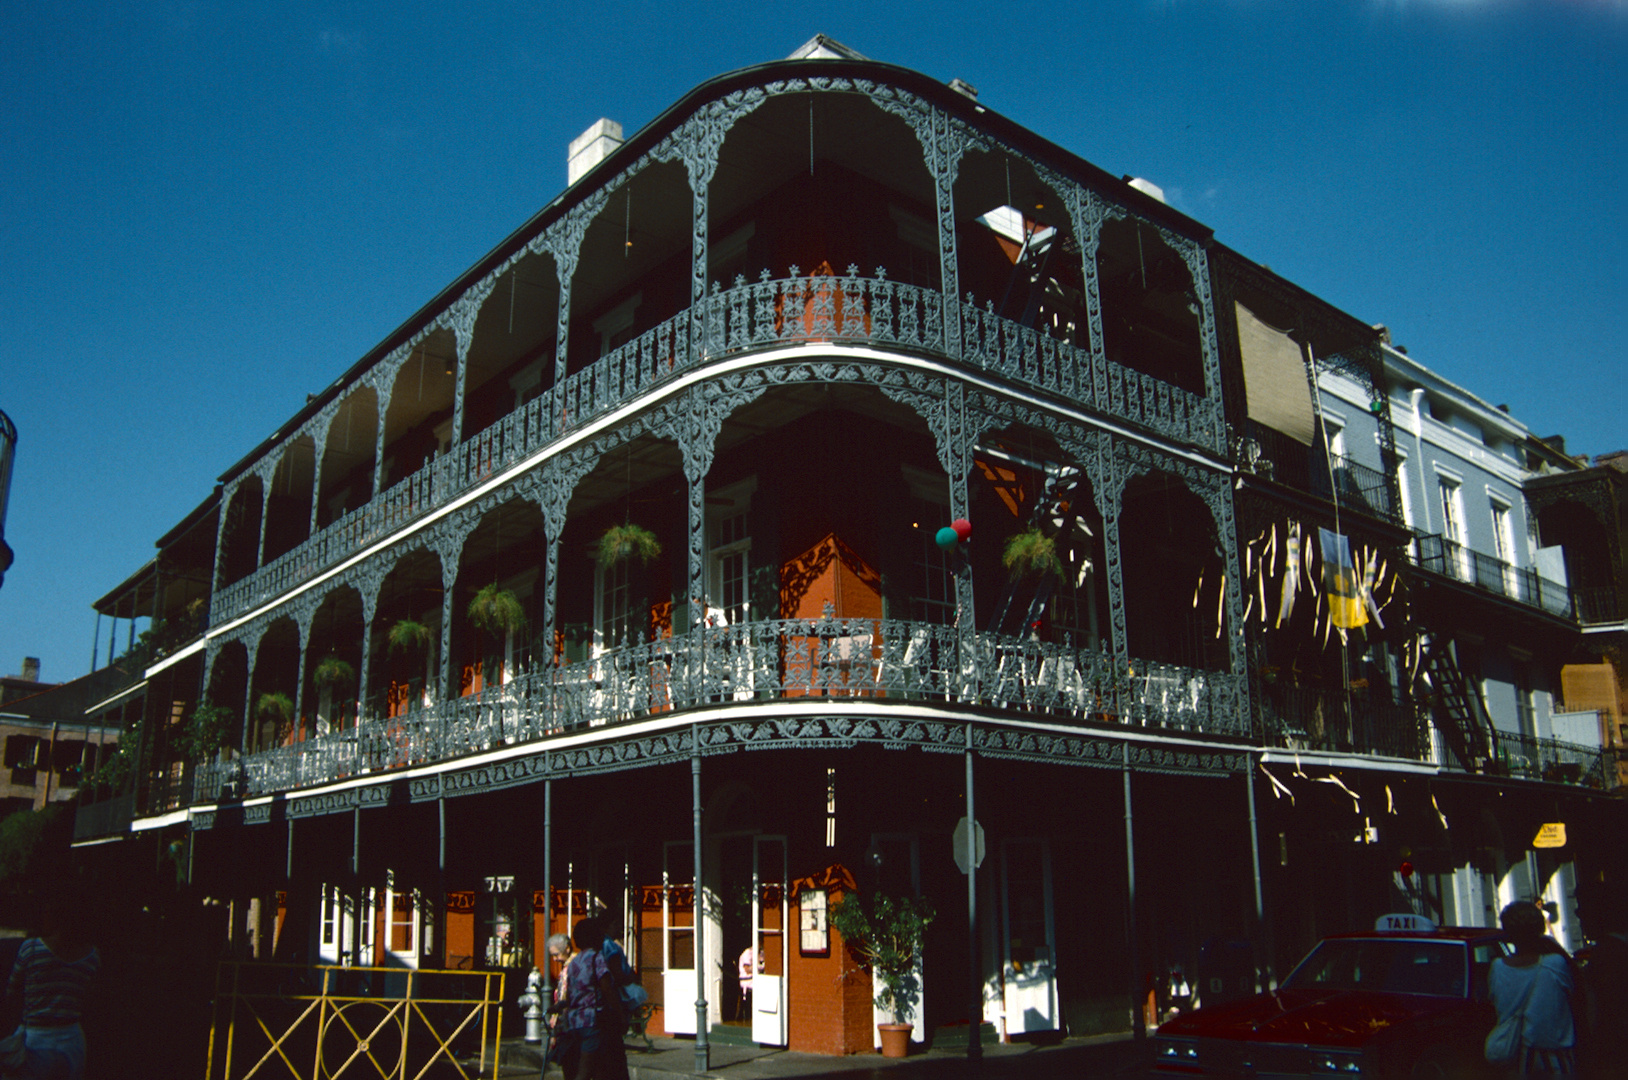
89, 37, 1618, 1055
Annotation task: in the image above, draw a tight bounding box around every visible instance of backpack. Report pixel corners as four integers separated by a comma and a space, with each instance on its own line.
601, 938, 648, 1008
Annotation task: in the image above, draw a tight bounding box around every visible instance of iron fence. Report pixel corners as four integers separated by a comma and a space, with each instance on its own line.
1412, 533, 1573, 617
195, 617, 1241, 802
1254, 683, 1428, 762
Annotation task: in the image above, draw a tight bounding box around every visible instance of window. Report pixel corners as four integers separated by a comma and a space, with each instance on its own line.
1439, 478, 1463, 544
1490, 498, 1514, 564
706, 479, 756, 627
1514, 664, 1537, 738
595, 556, 634, 652
595, 293, 642, 356
909, 496, 955, 624
1322, 416, 1346, 461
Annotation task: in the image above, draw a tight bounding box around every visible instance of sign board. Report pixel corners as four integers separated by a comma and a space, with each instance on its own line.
1375, 913, 1437, 933
952, 816, 986, 874
1533, 823, 1567, 849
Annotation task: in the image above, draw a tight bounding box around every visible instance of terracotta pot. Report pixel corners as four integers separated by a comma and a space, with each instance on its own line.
877, 1022, 913, 1058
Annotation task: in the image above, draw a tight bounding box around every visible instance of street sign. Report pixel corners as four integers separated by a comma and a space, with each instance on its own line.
952, 816, 986, 874
1533, 823, 1567, 849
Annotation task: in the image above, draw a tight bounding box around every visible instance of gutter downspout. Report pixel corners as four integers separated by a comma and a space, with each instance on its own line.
1409, 389, 1432, 536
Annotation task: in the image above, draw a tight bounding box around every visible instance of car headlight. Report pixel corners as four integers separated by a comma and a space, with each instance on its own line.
1155, 1038, 1199, 1061
1310, 1051, 1363, 1074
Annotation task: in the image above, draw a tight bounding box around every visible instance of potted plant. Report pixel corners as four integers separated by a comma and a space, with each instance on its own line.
256, 691, 295, 744
178, 699, 234, 764
1002, 527, 1063, 581
595, 523, 662, 568
828, 889, 935, 1057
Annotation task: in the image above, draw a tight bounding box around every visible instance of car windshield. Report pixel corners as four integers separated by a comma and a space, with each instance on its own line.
1285, 939, 1467, 998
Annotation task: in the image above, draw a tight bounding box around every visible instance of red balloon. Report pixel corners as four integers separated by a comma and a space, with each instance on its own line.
1399, 861, 1414, 879
951, 518, 972, 541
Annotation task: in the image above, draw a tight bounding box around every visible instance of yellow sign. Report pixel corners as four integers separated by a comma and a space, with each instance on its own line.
1533, 823, 1567, 849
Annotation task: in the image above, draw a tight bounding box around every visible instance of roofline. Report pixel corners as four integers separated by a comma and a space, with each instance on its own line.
1382, 344, 1533, 443
216, 53, 1212, 487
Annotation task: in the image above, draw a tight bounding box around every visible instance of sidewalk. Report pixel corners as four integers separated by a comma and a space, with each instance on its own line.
494, 1030, 1148, 1080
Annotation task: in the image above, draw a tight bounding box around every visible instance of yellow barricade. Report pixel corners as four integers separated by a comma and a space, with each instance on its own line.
206, 963, 506, 1080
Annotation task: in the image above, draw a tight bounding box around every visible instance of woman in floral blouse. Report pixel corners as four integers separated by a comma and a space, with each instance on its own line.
552, 919, 627, 1080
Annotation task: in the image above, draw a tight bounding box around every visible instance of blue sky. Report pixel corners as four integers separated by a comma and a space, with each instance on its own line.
1, 0, 1622, 685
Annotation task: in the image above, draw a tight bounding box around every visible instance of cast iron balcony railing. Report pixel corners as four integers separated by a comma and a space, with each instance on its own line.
1235, 423, 1400, 523
212, 268, 1224, 622
189, 617, 1243, 803
1574, 585, 1623, 626
1254, 683, 1428, 762
1446, 730, 1613, 790
1411, 533, 1574, 618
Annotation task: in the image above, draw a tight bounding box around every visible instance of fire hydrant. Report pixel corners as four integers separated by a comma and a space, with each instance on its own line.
518, 967, 545, 1044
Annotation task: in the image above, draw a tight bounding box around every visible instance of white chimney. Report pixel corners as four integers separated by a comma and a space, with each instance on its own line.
568, 119, 624, 187
1125, 176, 1167, 204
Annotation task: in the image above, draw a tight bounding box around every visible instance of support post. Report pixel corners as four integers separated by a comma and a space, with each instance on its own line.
352, 805, 362, 967
692, 729, 708, 1075
1125, 741, 1142, 1039
542, 777, 553, 999
439, 786, 449, 971
1244, 753, 1274, 990
965, 726, 981, 1061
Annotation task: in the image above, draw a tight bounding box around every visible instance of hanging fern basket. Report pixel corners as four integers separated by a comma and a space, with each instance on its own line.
468, 583, 527, 637
313, 655, 356, 690
255, 691, 295, 725
388, 618, 434, 655
595, 523, 662, 568
1002, 528, 1064, 581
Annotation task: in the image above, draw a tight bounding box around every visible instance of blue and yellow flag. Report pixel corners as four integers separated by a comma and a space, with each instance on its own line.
1319, 527, 1368, 630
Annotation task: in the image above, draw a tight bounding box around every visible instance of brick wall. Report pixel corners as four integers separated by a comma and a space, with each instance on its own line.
786, 877, 872, 1055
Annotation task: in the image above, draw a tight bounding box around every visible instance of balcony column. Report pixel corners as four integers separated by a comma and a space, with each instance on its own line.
439, 559, 458, 701
932, 110, 966, 360
1069, 187, 1110, 398
255, 467, 272, 570
358, 587, 377, 724
309, 410, 336, 539
944, 382, 977, 640
293, 616, 311, 740
369, 370, 389, 499
1096, 482, 1131, 688
541, 209, 587, 392
243, 626, 266, 752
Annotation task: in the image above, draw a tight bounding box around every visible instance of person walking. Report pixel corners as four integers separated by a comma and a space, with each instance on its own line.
2, 901, 98, 1080
1489, 900, 1577, 1076
551, 919, 628, 1080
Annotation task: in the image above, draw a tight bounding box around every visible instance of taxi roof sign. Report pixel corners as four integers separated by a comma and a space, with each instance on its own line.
1533, 823, 1567, 849
1375, 913, 1437, 933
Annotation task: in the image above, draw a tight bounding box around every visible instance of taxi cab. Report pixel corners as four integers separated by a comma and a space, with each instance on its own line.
1153, 914, 1508, 1078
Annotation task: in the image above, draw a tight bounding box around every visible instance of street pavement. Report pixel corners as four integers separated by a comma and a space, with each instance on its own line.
495, 1030, 1149, 1079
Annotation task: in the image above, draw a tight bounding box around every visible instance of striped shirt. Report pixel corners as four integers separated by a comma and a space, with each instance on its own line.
6, 937, 98, 1027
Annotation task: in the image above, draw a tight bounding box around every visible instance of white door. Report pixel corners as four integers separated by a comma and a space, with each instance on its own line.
751, 835, 788, 1046
1001, 839, 1059, 1033
662, 840, 698, 1035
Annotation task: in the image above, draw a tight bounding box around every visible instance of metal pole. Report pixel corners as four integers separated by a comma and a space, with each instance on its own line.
1244, 754, 1274, 990
352, 805, 362, 967
692, 730, 708, 1075
1125, 741, 1142, 1039
542, 777, 553, 998
439, 788, 448, 970
965, 727, 981, 1061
